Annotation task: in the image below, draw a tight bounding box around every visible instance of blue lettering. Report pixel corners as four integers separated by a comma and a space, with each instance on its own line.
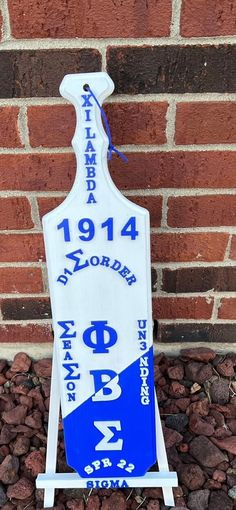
85, 140, 95, 153
85, 109, 91, 121
62, 340, 71, 349
90, 369, 118, 394
119, 266, 131, 278
63, 363, 80, 380
110, 480, 120, 488
87, 193, 97, 204
66, 249, 89, 272
126, 275, 137, 286
83, 321, 118, 354
64, 351, 73, 361
138, 320, 147, 329
90, 256, 99, 266
86, 166, 96, 178
138, 331, 147, 340
57, 275, 68, 285
68, 393, 76, 402
85, 127, 96, 139
86, 179, 96, 191
101, 255, 110, 267
82, 94, 93, 107
58, 321, 76, 339
85, 153, 96, 165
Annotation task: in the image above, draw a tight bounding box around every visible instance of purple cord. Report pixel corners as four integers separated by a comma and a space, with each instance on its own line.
86, 86, 128, 163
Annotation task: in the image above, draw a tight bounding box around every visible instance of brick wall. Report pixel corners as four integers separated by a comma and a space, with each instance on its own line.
0, 0, 236, 357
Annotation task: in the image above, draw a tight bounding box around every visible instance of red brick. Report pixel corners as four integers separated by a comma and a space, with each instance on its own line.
106, 103, 168, 145
1, 297, 51, 320
230, 236, 236, 259
151, 233, 228, 262
8, 0, 172, 38
0, 234, 44, 262
38, 195, 162, 227
3, 152, 236, 192
168, 195, 236, 228
152, 297, 213, 320
110, 152, 236, 190
28, 105, 75, 148
0, 154, 74, 191
175, 103, 236, 145
0, 267, 44, 293
181, 0, 236, 37
0, 12, 3, 40
0, 107, 22, 148
0, 323, 52, 343
218, 298, 236, 320
37, 196, 65, 218
0, 197, 33, 229
127, 196, 162, 227
28, 103, 168, 147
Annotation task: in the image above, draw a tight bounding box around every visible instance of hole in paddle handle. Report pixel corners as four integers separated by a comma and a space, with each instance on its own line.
83, 84, 89, 91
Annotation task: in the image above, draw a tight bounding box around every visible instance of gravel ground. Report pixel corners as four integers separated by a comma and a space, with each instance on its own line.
0, 348, 236, 509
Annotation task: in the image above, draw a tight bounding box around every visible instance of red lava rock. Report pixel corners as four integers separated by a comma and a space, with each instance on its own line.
12, 383, 30, 396
210, 404, 236, 418
189, 436, 227, 467
181, 347, 216, 363
176, 398, 191, 412
179, 463, 205, 490
13, 424, 35, 437
143, 488, 163, 498
213, 469, 227, 482
33, 359, 52, 378
210, 379, 230, 405
185, 362, 213, 384
0, 360, 7, 372
208, 489, 233, 510
67, 500, 84, 510
228, 419, 236, 433
101, 492, 126, 510
11, 353, 31, 373
0, 454, 19, 484
204, 479, 222, 489
167, 364, 184, 380
169, 381, 187, 397
156, 387, 167, 402
163, 426, 183, 448
7, 476, 34, 500
217, 359, 235, 377
0, 445, 10, 457
2, 405, 28, 425
211, 436, 236, 455
213, 426, 232, 439
0, 424, 17, 444
12, 435, 30, 455
189, 413, 215, 436
25, 410, 42, 429
86, 495, 100, 510
154, 364, 162, 381
210, 409, 225, 427
188, 489, 210, 510
0, 374, 7, 385
25, 450, 45, 476
188, 398, 209, 416
19, 395, 33, 408
42, 380, 51, 398
2, 504, 15, 510
178, 443, 189, 452
146, 500, 160, 510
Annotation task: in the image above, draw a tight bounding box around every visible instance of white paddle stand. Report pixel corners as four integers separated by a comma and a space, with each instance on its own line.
36, 72, 177, 508
37, 351, 177, 508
